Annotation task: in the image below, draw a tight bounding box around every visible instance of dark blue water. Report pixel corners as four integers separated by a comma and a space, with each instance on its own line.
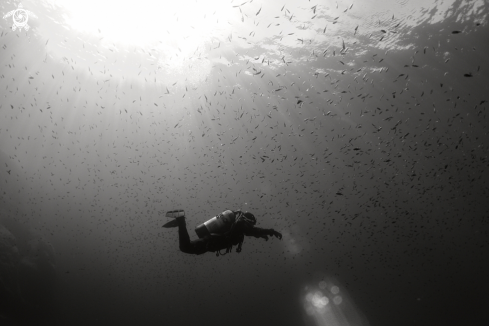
1, 0, 488, 325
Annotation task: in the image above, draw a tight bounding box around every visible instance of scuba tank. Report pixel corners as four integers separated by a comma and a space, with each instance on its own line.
195, 210, 236, 238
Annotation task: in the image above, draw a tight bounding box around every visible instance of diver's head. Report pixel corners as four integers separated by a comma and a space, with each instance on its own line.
242, 212, 256, 226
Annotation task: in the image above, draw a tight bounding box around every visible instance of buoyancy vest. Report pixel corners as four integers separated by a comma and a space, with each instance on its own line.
205, 210, 253, 256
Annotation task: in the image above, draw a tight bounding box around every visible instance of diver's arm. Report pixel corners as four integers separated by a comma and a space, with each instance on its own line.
244, 226, 282, 240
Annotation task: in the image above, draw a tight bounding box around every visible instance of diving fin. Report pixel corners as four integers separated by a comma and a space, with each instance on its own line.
165, 209, 185, 218
162, 210, 185, 228
162, 219, 180, 228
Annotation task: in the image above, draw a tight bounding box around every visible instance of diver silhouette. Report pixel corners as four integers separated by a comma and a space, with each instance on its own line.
162, 210, 282, 256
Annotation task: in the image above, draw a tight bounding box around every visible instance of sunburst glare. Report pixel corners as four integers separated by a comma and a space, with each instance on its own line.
55, 0, 236, 60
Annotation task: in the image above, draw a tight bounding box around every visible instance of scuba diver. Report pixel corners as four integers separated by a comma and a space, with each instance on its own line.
162, 209, 282, 256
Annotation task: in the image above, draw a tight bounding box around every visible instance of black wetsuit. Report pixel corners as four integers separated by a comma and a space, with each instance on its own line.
176, 217, 278, 255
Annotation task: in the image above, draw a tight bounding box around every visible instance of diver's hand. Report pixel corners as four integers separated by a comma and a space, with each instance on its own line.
269, 229, 282, 240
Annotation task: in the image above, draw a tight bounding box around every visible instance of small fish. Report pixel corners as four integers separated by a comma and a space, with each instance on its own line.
452, 30, 462, 34
233, 1, 248, 7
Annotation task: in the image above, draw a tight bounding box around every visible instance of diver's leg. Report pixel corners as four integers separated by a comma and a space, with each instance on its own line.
177, 217, 194, 254
177, 217, 209, 255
